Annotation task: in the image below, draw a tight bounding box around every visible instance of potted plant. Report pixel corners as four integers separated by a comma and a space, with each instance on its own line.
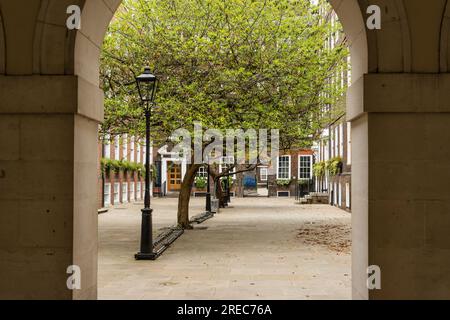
276, 179, 292, 188
194, 176, 207, 190
313, 161, 326, 178
326, 157, 343, 176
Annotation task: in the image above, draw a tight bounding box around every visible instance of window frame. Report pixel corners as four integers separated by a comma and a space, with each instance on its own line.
104, 134, 111, 159
219, 156, 236, 179
122, 134, 128, 161
129, 181, 135, 202
136, 140, 142, 164
197, 166, 208, 179
114, 136, 120, 160
142, 142, 146, 165
104, 183, 111, 207
338, 183, 342, 207
121, 182, 128, 203
260, 167, 268, 181
347, 122, 352, 165
298, 155, 313, 180
130, 136, 135, 163
136, 181, 141, 200
277, 155, 291, 180
334, 126, 339, 157
334, 182, 338, 206
345, 183, 351, 208
113, 182, 120, 205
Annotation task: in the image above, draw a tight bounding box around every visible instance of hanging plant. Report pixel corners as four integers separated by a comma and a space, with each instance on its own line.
101, 158, 117, 175
121, 160, 138, 173
194, 176, 207, 189
136, 164, 157, 182
326, 157, 343, 176
313, 161, 326, 178
276, 179, 291, 187
100, 158, 108, 176
121, 160, 130, 172
220, 176, 234, 189
101, 158, 150, 177
137, 163, 145, 177
111, 160, 122, 173
299, 179, 310, 186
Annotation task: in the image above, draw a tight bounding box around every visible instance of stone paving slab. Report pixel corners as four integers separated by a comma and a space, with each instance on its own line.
98, 198, 351, 300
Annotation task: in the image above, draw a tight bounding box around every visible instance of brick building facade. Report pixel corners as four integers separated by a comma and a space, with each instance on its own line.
98, 133, 150, 209
313, 114, 352, 212
311, 5, 352, 212
268, 150, 315, 198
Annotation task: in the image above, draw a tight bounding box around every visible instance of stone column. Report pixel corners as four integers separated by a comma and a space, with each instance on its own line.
350, 73, 450, 299
0, 75, 103, 299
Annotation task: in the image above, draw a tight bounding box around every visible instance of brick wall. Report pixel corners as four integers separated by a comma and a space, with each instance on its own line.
98, 133, 146, 209
267, 149, 314, 197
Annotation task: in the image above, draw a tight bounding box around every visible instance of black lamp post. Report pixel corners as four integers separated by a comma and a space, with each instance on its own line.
223, 177, 229, 207
135, 67, 158, 261
206, 160, 212, 213
226, 176, 231, 204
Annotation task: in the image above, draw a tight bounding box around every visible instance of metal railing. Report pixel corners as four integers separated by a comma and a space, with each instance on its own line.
295, 178, 315, 200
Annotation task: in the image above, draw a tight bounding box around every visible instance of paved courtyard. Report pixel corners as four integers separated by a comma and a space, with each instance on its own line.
98, 197, 351, 300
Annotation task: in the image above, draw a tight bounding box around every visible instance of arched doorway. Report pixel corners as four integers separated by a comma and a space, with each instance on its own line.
73, 0, 370, 300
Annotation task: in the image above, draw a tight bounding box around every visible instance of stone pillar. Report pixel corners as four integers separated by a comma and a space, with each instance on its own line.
0, 75, 103, 299
350, 73, 450, 299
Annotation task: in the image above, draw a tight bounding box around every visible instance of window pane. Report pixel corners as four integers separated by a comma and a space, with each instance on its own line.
278, 156, 290, 179
114, 183, 120, 204
260, 168, 268, 181
299, 156, 311, 179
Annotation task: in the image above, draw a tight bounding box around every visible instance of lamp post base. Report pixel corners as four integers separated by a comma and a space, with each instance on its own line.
206, 192, 212, 213
136, 207, 155, 260
135, 252, 157, 260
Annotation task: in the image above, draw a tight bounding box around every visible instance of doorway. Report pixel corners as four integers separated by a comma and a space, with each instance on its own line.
167, 163, 182, 191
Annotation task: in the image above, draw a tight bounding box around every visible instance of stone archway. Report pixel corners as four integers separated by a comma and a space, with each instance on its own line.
1, 0, 450, 300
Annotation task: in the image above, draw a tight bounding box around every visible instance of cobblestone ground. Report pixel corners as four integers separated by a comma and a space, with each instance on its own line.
98, 197, 351, 300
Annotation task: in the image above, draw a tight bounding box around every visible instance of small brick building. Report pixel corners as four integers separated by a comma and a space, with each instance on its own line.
267, 149, 315, 198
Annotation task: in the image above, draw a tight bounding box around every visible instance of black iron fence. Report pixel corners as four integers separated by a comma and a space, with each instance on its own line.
295, 178, 315, 200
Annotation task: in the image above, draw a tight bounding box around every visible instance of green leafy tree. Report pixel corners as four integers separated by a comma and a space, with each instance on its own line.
101, 0, 348, 228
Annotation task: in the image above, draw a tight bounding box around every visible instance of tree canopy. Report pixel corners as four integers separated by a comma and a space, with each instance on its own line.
100, 0, 348, 151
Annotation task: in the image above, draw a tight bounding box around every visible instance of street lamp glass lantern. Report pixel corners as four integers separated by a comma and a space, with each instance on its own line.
136, 67, 157, 103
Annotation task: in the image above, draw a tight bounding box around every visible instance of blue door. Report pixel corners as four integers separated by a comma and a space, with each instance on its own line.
244, 176, 257, 188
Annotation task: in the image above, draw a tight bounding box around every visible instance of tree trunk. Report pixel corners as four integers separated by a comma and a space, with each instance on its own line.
210, 164, 259, 206
177, 164, 200, 229
235, 165, 245, 198
216, 178, 225, 208
210, 169, 226, 208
